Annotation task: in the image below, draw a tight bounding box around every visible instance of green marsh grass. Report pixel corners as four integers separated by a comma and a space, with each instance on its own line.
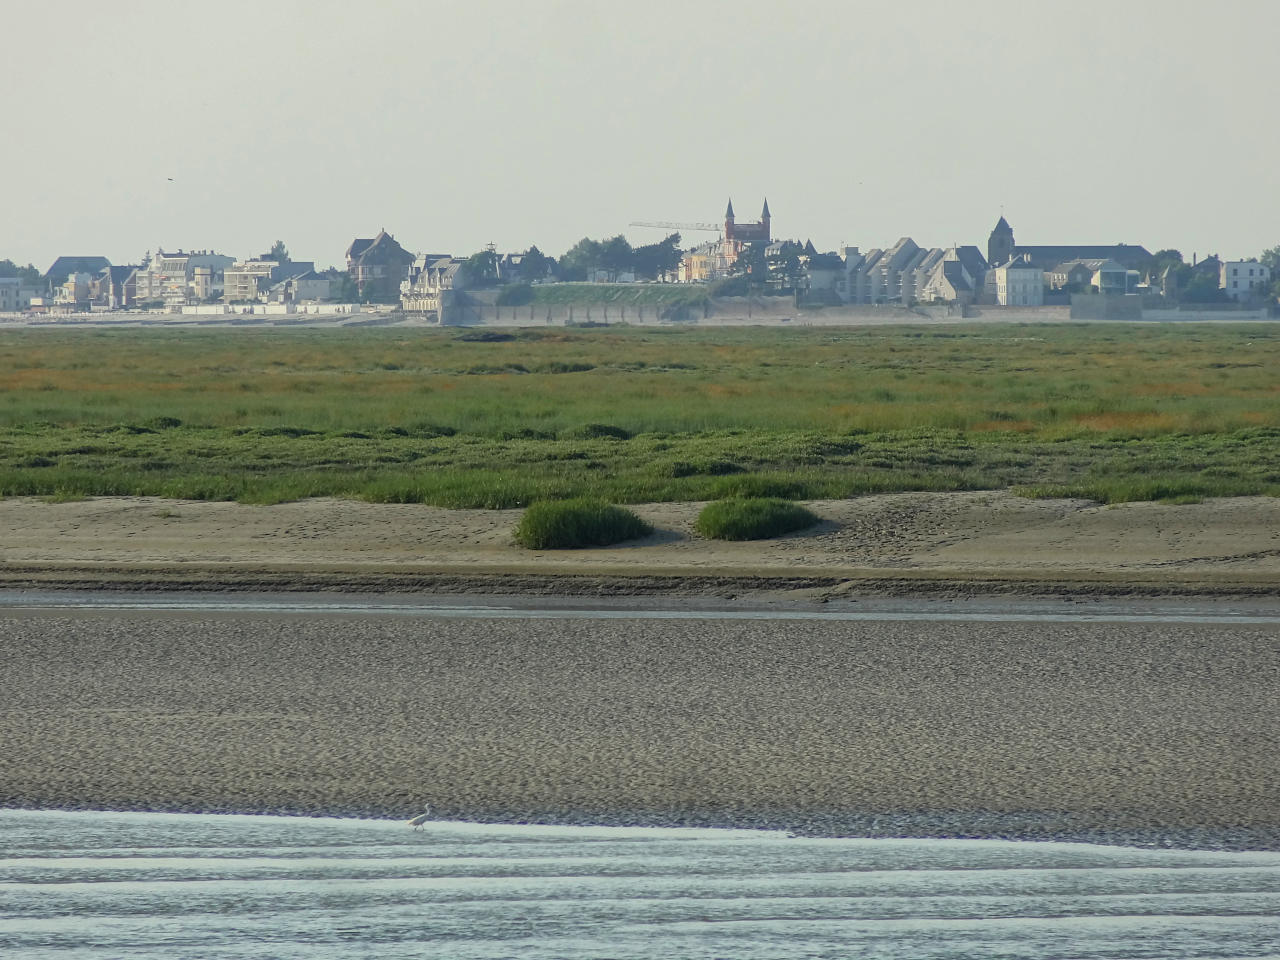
1, 323, 1278, 506
695, 498, 821, 541
514, 498, 653, 549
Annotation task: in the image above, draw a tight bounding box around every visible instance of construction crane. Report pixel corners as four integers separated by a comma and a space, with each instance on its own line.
629, 220, 723, 235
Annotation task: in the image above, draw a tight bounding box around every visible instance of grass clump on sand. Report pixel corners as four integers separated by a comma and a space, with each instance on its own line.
514, 498, 653, 549
695, 497, 820, 541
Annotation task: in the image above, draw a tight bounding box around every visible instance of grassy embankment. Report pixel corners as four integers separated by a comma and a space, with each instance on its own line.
0, 322, 1277, 507
525, 282, 714, 308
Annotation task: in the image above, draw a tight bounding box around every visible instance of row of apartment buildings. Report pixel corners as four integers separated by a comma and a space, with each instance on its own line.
15, 250, 337, 312
764, 216, 1266, 307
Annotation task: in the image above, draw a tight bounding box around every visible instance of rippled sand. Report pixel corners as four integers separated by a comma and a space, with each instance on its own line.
4, 609, 1277, 848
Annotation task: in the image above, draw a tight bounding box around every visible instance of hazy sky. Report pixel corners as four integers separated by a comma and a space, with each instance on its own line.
8, 0, 1278, 270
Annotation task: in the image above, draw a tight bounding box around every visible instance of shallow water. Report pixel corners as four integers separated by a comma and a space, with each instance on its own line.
2, 811, 1278, 959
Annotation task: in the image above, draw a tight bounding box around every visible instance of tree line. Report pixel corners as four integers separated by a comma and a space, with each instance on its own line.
1141, 247, 1280, 303
459, 233, 684, 288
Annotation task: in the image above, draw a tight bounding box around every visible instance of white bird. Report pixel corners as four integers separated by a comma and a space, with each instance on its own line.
406, 804, 431, 830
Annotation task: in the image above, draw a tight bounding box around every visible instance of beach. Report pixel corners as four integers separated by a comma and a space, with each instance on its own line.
3, 492, 1279, 849
0, 491, 1278, 595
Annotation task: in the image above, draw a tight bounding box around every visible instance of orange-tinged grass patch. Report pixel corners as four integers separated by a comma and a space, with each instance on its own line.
1, 370, 188, 392
1073, 411, 1179, 431
971, 419, 1036, 432
1140, 381, 1214, 396
705, 383, 746, 398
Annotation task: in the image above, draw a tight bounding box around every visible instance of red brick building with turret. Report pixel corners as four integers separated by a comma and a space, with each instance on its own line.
724, 198, 771, 245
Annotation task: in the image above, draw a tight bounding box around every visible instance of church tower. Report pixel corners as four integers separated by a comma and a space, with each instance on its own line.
725, 198, 736, 242
761, 198, 771, 242
988, 215, 1014, 267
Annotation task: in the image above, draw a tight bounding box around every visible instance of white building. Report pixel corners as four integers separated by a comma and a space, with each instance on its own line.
266, 270, 330, 303
0, 278, 39, 311
988, 253, 1044, 306
1220, 260, 1271, 301
836, 242, 988, 305
136, 249, 235, 307
223, 258, 318, 302
401, 255, 466, 312
917, 248, 988, 305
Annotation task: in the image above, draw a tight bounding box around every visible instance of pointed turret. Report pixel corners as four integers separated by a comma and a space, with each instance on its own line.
762, 198, 771, 219
725, 198, 735, 219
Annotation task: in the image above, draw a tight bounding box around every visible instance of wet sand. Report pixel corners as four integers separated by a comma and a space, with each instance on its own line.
3, 605, 1278, 850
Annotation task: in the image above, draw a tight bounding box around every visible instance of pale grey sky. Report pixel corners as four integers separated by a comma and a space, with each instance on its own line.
7, 0, 1278, 271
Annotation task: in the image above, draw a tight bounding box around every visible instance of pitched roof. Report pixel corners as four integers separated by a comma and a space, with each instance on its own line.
350, 231, 414, 266
940, 260, 972, 292
1013, 244, 1151, 270
992, 216, 1013, 234
346, 238, 375, 260
45, 256, 110, 279
952, 245, 989, 276
806, 252, 844, 270
998, 253, 1040, 271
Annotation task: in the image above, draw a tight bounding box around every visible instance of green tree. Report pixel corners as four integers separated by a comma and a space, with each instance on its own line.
332, 273, 358, 302
598, 235, 633, 280
557, 237, 602, 281
1143, 248, 1184, 283
461, 249, 499, 288
1260, 246, 1280, 274
0, 259, 41, 283
269, 240, 289, 262
729, 241, 768, 284
766, 241, 805, 292
516, 245, 553, 283
632, 233, 682, 280
1181, 271, 1227, 304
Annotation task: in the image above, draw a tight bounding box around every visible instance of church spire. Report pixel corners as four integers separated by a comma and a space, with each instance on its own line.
761, 198, 771, 219
725, 198, 735, 219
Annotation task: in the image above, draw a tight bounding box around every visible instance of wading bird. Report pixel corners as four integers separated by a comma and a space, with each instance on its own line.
406, 805, 431, 830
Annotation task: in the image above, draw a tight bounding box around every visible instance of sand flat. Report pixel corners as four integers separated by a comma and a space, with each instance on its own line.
2, 606, 1277, 848
1, 492, 1278, 591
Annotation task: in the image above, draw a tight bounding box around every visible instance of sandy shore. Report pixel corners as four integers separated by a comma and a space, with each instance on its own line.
3, 606, 1278, 850
4, 491, 1278, 849
1, 491, 1278, 596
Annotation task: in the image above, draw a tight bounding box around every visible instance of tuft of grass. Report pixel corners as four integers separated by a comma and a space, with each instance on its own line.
1013, 476, 1259, 505
710, 473, 806, 500
567, 423, 631, 440
514, 498, 653, 549
695, 497, 820, 541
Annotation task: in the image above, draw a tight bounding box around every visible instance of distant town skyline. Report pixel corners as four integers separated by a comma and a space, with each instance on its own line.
7, 0, 1278, 268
